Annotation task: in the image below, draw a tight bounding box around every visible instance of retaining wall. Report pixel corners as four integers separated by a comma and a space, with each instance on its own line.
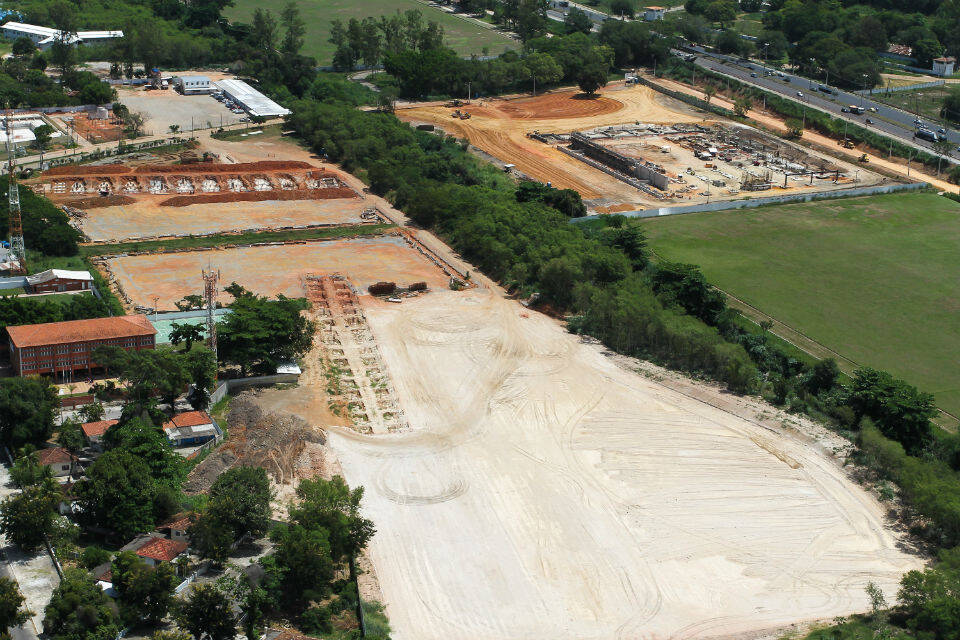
209, 372, 301, 404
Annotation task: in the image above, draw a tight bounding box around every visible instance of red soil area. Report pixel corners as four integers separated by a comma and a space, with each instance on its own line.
63, 195, 136, 209
45, 165, 131, 176
484, 93, 623, 120
159, 187, 358, 207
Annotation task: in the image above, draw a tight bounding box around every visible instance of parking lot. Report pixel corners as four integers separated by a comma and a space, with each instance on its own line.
116, 85, 246, 136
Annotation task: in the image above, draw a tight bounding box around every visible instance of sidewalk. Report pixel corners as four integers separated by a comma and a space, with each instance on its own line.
0, 464, 59, 637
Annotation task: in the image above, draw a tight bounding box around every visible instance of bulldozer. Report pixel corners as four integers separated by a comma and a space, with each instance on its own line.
858, 153, 869, 162
838, 138, 855, 149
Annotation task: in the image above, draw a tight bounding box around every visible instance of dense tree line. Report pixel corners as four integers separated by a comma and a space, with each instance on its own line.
0, 177, 80, 257
0, 294, 110, 340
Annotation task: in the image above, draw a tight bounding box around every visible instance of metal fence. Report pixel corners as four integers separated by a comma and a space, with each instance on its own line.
860, 80, 945, 95
573, 181, 929, 222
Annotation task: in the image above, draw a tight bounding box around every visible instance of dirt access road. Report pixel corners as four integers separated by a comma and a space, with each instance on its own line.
329, 289, 921, 640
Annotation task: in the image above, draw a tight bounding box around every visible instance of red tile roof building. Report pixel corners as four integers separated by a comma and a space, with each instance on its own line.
81, 419, 117, 439
135, 537, 188, 564
6, 315, 156, 377
37, 447, 76, 477
162, 411, 218, 447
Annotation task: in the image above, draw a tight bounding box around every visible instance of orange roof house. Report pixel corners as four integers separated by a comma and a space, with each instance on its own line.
135, 537, 188, 564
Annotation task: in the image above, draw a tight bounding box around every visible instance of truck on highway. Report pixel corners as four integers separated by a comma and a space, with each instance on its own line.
915, 129, 939, 142
849, 105, 864, 115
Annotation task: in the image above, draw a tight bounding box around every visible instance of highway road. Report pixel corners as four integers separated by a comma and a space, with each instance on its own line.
681, 46, 960, 165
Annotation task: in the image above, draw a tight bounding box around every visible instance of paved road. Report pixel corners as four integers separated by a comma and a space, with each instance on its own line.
681, 46, 960, 164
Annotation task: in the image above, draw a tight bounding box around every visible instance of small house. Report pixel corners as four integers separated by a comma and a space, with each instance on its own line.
157, 513, 192, 543
174, 76, 213, 95
933, 57, 956, 77
24, 269, 93, 294
643, 6, 665, 20
37, 447, 76, 477
134, 536, 188, 566
162, 411, 218, 447
80, 419, 117, 450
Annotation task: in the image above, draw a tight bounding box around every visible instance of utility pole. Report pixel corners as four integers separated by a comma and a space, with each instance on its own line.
4, 111, 25, 275
202, 266, 220, 377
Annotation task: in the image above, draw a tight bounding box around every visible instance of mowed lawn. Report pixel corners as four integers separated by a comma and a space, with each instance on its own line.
638, 192, 960, 416
225, 0, 517, 65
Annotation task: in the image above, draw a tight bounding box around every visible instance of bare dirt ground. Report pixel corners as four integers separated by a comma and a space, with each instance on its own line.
100, 234, 450, 310
650, 75, 960, 194
78, 198, 376, 242
396, 85, 887, 208
328, 288, 922, 640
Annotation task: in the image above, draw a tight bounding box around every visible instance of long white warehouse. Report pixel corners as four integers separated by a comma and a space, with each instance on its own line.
215, 78, 291, 118
1, 22, 123, 49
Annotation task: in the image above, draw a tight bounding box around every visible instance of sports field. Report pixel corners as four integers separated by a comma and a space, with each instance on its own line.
638, 192, 960, 416
224, 0, 517, 65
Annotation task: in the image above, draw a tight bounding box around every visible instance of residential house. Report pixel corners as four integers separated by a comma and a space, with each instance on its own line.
80, 419, 117, 450
25, 269, 93, 294
134, 536, 188, 567
162, 411, 218, 447
157, 513, 192, 543
37, 446, 76, 477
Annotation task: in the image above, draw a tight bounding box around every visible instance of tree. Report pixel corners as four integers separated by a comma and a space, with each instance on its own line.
805, 358, 839, 395
11, 37, 35, 57
102, 419, 186, 488
188, 512, 233, 565
784, 117, 804, 138
0, 576, 32, 638
176, 294, 205, 311
848, 368, 936, 455
933, 138, 954, 176
43, 568, 121, 640
289, 476, 375, 563
123, 111, 144, 137
170, 322, 205, 353
0, 378, 58, 448
0, 481, 59, 550
577, 64, 608, 95
56, 420, 85, 453
209, 466, 273, 540
231, 575, 269, 640
10, 447, 53, 487
705, 1, 737, 27
33, 124, 54, 151
610, 0, 636, 18
92, 345, 191, 408
74, 449, 157, 540
733, 96, 751, 116
524, 52, 563, 91
249, 8, 277, 51
702, 84, 717, 103
77, 402, 105, 423
280, 1, 306, 57
174, 584, 236, 640
564, 8, 593, 35
110, 551, 178, 625
942, 86, 960, 124
217, 284, 315, 376
269, 525, 334, 609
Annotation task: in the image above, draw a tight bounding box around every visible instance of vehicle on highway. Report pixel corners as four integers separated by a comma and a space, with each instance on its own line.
916, 129, 939, 142
841, 107, 848, 112
796, 91, 803, 97
751, 72, 758, 77
869, 107, 877, 112
850, 105, 865, 115
865, 118, 873, 124
938, 127, 946, 134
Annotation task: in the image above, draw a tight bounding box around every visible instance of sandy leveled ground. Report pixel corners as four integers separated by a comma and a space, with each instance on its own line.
329, 289, 922, 640
80, 197, 373, 242
102, 235, 450, 310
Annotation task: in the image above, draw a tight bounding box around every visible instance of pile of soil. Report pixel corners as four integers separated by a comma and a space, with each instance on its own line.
183, 394, 326, 494
60, 195, 136, 209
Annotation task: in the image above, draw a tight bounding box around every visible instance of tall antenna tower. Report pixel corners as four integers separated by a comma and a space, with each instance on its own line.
202, 266, 220, 368
4, 112, 25, 275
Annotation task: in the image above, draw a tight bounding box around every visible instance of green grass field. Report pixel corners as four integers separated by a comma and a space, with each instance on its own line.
638, 192, 960, 416
224, 0, 517, 65
875, 84, 957, 125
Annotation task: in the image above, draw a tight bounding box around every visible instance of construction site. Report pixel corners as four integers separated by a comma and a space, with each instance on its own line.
30, 159, 377, 242
54, 127, 924, 639
397, 85, 888, 212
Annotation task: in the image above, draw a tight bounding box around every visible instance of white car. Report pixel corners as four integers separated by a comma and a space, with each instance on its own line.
796, 91, 803, 97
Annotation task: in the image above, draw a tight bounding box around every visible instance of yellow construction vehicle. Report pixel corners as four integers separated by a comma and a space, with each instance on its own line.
858, 153, 868, 162
838, 138, 855, 149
